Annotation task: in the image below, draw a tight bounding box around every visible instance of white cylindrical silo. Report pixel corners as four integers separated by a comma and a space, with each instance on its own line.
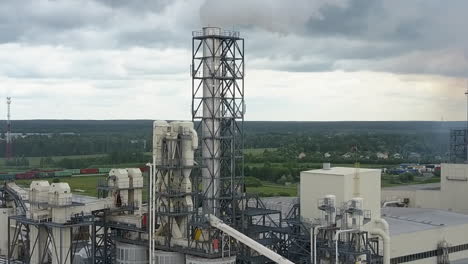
153, 120, 169, 166
153, 250, 185, 264
202, 27, 222, 215
116, 242, 148, 264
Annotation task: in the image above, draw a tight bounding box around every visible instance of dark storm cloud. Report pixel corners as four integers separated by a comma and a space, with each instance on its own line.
201, 0, 468, 77
0, 0, 467, 78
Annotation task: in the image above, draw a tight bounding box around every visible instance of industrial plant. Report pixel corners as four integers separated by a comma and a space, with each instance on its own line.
0, 27, 468, 264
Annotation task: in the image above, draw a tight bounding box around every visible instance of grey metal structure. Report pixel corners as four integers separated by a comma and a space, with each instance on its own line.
7, 215, 93, 264
191, 27, 245, 221
91, 205, 145, 264
190, 27, 247, 257
279, 201, 383, 264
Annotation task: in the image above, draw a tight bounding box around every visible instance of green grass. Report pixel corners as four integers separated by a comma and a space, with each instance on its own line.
247, 181, 297, 197
16, 174, 150, 201
16, 175, 105, 197
0, 154, 108, 167
246, 162, 388, 169
381, 174, 440, 187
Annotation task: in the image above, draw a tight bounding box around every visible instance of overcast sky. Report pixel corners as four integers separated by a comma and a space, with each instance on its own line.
0, 0, 467, 121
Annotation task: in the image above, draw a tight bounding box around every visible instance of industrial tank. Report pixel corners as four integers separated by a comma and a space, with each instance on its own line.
29, 181, 50, 204
153, 250, 185, 264
48, 182, 72, 206
116, 242, 148, 264
186, 255, 236, 264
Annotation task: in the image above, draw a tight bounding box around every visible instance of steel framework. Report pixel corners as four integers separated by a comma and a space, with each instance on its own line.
192, 28, 245, 222
191, 28, 245, 256
449, 129, 467, 163
91, 205, 145, 264
7, 215, 94, 264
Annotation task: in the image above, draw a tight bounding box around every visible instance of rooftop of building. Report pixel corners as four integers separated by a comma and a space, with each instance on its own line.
451, 257, 468, 264
382, 182, 441, 191
383, 207, 468, 236
302, 166, 381, 176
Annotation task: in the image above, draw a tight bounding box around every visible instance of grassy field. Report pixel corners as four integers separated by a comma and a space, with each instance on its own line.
381, 174, 440, 187
13, 173, 441, 199
247, 181, 297, 197
15, 174, 297, 199
16, 175, 106, 197
0, 154, 108, 167
246, 162, 388, 169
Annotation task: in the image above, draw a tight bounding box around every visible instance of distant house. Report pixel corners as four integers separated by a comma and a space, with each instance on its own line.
409, 152, 421, 160
324, 152, 331, 158
298, 152, 307, 159
376, 152, 389, 160
393, 153, 402, 159
342, 153, 352, 159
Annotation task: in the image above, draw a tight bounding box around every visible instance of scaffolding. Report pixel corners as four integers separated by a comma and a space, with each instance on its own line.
7, 214, 94, 264
91, 205, 145, 264
190, 27, 246, 258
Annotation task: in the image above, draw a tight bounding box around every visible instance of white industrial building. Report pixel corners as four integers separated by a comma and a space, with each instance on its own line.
382, 163, 468, 214
301, 164, 468, 263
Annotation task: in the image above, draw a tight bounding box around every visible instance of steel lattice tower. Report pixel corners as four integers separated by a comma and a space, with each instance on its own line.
191, 27, 245, 225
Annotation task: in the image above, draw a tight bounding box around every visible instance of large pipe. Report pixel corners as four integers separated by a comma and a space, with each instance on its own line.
147, 162, 153, 264
334, 229, 357, 264
382, 201, 401, 208
370, 229, 390, 264
374, 218, 390, 234
202, 27, 222, 215
312, 225, 326, 264
208, 214, 294, 264
371, 218, 390, 264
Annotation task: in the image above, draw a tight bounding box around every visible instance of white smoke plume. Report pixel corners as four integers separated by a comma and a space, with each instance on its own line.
199, 0, 349, 33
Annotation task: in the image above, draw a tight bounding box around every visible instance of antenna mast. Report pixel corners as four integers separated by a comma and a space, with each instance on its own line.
6, 97, 12, 160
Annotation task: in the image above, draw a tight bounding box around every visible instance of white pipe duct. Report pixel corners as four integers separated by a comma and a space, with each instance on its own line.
371, 218, 390, 264
374, 218, 390, 234
147, 162, 153, 264
202, 27, 222, 215
370, 229, 390, 264
208, 214, 294, 264
312, 225, 326, 264
382, 201, 401, 208
334, 229, 357, 264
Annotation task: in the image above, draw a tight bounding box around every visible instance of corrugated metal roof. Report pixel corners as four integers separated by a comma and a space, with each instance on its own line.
451, 257, 468, 264
383, 207, 468, 236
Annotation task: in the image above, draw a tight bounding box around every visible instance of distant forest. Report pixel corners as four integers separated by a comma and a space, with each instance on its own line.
0, 120, 462, 163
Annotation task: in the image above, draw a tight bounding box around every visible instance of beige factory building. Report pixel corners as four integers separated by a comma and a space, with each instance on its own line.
301, 164, 468, 263
382, 163, 468, 214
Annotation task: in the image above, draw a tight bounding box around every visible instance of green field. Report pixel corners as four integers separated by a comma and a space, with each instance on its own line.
0, 154, 108, 167
381, 174, 440, 187
246, 162, 387, 169
16, 175, 106, 197
247, 181, 297, 197
15, 175, 296, 199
